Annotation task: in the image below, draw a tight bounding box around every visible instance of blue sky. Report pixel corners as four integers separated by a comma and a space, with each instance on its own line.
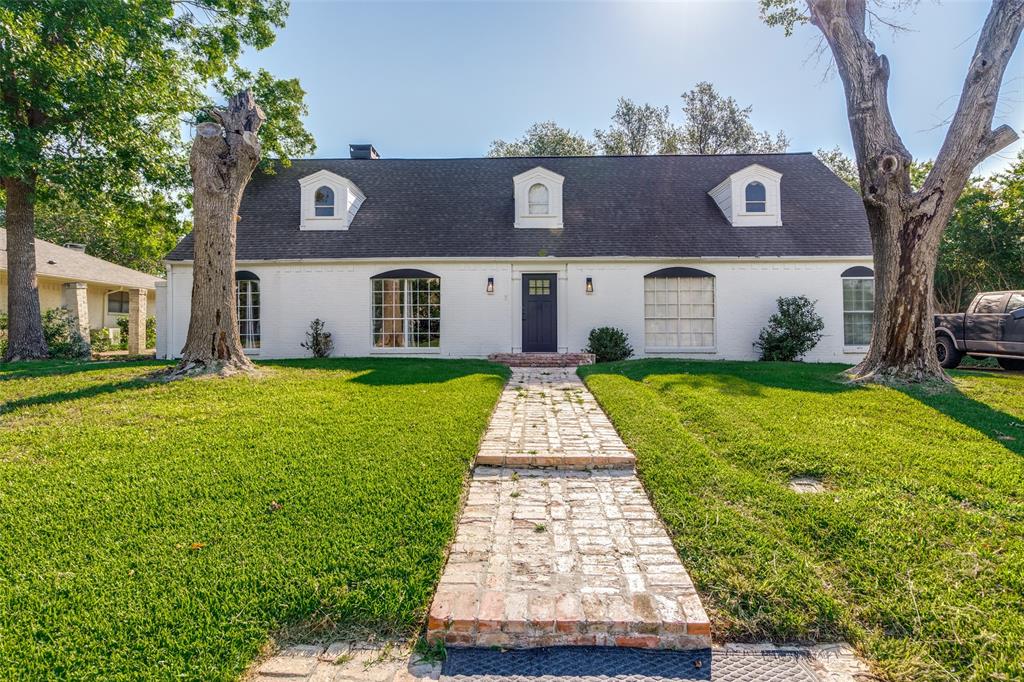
239, 1, 1024, 174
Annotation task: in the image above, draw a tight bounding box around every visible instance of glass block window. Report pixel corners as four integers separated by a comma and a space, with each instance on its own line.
842, 278, 873, 346
107, 291, 130, 314
528, 279, 551, 296
644, 276, 715, 349
372, 278, 441, 348
236, 276, 260, 350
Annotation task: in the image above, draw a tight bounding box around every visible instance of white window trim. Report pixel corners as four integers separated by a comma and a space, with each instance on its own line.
236, 277, 261, 354
842, 275, 874, 351
513, 167, 564, 229
298, 170, 365, 230
643, 275, 717, 354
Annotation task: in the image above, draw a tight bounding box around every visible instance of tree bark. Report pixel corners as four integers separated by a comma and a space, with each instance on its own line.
2, 175, 49, 361
807, 0, 1024, 383
172, 90, 265, 377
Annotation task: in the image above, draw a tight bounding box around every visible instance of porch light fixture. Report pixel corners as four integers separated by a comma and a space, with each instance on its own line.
585, 277, 594, 294
486, 277, 495, 294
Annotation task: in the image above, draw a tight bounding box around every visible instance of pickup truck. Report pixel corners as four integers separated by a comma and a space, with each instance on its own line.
934, 291, 1024, 370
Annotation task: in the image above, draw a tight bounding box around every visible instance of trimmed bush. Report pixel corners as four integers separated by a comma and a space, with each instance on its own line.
42, 307, 90, 359
116, 316, 156, 350
90, 329, 114, 352
754, 296, 825, 361
300, 318, 334, 358
0, 312, 7, 359
585, 326, 634, 363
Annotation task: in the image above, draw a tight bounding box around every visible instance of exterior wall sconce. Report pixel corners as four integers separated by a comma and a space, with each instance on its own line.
486, 277, 495, 294
585, 277, 594, 294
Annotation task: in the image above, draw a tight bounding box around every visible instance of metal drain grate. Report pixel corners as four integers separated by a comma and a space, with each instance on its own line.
442, 646, 820, 682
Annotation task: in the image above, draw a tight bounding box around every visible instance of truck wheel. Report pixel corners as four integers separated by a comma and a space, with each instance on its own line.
936, 336, 962, 369
997, 357, 1024, 371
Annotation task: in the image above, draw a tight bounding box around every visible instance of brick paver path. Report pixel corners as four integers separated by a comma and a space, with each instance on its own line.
476, 368, 634, 469
428, 367, 710, 650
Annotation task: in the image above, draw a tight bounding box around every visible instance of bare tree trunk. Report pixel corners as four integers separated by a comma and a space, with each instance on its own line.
172, 90, 265, 378
2, 175, 49, 361
807, 0, 1024, 383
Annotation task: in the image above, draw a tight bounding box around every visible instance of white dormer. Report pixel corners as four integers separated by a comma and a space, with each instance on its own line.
298, 169, 365, 230
513, 166, 564, 230
708, 164, 782, 227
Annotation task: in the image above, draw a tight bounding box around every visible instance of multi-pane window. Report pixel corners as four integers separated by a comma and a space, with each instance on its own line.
842, 278, 873, 346
236, 275, 260, 350
315, 186, 335, 216
528, 279, 551, 296
107, 291, 129, 314
372, 277, 441, 348
745, 181, 767, 212
528, 183, 549, 215
644, 276, 715, 349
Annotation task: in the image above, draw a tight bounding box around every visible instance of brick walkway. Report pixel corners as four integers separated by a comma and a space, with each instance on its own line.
428, 367, 710, 650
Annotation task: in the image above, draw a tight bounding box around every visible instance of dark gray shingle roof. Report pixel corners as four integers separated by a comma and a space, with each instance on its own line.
166, 153, 870, 262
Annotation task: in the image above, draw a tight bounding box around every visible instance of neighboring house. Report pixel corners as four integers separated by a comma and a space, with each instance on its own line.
159, 149, 874, 361
0, 229, 161, 348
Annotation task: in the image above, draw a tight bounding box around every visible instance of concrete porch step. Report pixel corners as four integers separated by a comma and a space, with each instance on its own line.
488, 353, 596, 367
427, 468, 711, 651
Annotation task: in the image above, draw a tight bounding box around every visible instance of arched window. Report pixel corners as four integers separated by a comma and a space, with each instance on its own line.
314, 186, 335, 217
841, 266, 873, 347
744, 181, 766, 213
235, 271, 260, 350
371, 269, 441, 349
528, 183, 549, 215
644, 268, 716, 350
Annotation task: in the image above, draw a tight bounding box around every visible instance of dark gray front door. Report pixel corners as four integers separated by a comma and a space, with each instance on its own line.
522, 274, 557, 352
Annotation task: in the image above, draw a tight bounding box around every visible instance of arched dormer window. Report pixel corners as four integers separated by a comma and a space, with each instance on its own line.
314, 186, 335, 216
745, 181, 766, 213
235, 271, 260, 351
528, 183, 549, 215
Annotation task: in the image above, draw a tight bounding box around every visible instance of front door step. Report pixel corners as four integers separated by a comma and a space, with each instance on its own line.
427, 468, 711, 650
488, 353, 596, 367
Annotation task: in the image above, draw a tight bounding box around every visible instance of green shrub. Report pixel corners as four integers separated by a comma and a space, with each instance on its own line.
42, 307, 90, 359
90, 329, 114, 352
754, 295, 825, 361
584, 326, 634, 363
300, 318, 334, 358
0, 311, 7, 359
116, 316, 156, 350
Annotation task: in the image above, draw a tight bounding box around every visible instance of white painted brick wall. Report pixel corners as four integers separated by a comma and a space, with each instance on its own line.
159, 259, 872, 363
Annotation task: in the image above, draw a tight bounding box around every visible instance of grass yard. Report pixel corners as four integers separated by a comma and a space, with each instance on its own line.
580, 360, 1024, 682
0, 358, 507, 681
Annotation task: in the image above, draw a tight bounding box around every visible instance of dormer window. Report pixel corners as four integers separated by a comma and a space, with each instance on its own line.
314, 186, 335, 216
708, 164, 782, 227
744, 181, 766, 213
513, 167, 564, 229
298, 170, 365, 230
528, 183, 550, 215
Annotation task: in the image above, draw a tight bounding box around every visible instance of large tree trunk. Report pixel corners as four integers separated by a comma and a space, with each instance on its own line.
807, 0, 1024, 383
172, 90, 265, 377
2, 175, 49, 361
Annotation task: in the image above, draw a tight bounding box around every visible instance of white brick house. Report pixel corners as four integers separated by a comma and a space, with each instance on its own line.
159, 150, 874, 362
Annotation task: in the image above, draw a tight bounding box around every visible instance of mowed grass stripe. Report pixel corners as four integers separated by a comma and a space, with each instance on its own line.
0, 358, 507, 681
580, 360, 1024, 682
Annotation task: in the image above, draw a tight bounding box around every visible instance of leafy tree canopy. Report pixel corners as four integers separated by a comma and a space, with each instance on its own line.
594, 98, 679, 155
678, 81, 789, 154
815, 146, 860, 189
488, 121, 596, 157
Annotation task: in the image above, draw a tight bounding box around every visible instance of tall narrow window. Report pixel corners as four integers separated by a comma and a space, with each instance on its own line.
236, 271, 260, 350
744, 181, 766, 212
314, 186, 335, 216
644, 269, 715, 350
842, 267, 874, 347
372, 273, 441, 348
528, 183, 549, 215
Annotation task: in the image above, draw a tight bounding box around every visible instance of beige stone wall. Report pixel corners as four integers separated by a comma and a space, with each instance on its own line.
0, 273, 156, 331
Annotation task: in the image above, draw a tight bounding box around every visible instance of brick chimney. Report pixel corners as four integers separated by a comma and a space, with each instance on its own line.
349, 144, 379, 160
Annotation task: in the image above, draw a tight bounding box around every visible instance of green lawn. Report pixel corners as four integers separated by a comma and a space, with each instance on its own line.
0, 358, 507, 681
580, 360, 1024, 682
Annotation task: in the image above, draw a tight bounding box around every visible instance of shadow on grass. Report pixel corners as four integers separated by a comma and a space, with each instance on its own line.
0, 358, 169, 381
260, 357, 509, 386
582, 358, 1024, 455
0, 378, 153, 415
